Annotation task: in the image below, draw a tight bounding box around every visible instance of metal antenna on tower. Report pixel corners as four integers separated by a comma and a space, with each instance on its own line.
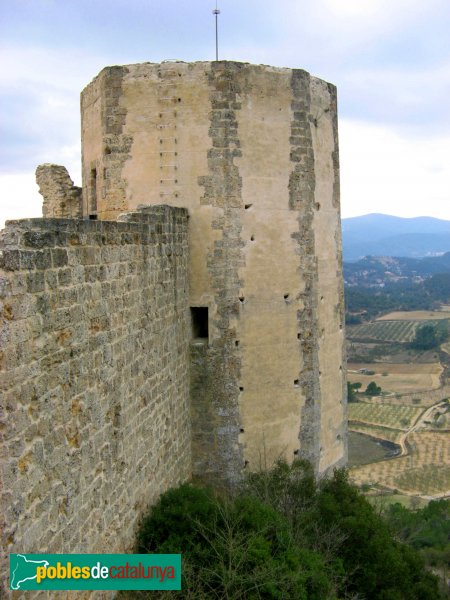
213, 1, 221, 61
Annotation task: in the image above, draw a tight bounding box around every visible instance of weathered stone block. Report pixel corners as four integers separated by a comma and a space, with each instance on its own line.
0, 206, 191, 595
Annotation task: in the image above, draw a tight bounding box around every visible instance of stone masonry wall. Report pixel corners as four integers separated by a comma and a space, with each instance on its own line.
193, 62, 245, 487
0, 205, 191, 597
36, 164, 83, 219
80, 61, 347, 486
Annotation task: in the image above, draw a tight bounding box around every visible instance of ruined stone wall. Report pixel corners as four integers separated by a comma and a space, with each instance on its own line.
81, 61, 347, 485
0, 206, 191, 596
36, 163, 83, 218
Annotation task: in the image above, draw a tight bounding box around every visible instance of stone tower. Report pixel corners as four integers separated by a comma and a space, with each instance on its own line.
80, 60, 347, 485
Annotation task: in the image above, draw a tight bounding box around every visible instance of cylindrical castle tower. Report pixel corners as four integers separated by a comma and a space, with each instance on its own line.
81, 60, 347, 485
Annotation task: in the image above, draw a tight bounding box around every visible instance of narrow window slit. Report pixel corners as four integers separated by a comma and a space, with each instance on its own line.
191, 307, 208, 340
89, 167, 97, 216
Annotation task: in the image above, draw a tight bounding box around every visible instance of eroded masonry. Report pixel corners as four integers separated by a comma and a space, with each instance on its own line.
0, 60, 347, 594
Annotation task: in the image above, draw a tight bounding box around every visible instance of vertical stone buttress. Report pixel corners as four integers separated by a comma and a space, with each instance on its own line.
192, 62, 245, 487
289, 70, 322, 471
329, 82, 348, 467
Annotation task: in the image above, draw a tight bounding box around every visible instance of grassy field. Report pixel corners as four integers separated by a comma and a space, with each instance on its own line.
349, 423, 403, 444
348, 402, 422, 430
377, 311, 450, 321
350, 431, 450, 496
348, 362, 442, 394
366, 494, 429, 510
348, 432, 394, 467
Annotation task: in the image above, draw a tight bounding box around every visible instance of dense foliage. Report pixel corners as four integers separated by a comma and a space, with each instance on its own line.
345, 271, 450, 324
126, 461, 442, 599
345, 283, 435, 323
411, 322, 449, 350
347, 382, 361, 402
365, 381, 382, 396
424, 273, 450, 302
384, 499, 450, 570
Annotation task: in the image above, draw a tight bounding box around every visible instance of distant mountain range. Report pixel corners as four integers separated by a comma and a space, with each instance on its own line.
342, 214, 450, 261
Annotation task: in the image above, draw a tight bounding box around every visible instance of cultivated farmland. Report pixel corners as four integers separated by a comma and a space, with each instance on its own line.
347, 319, 450, 343
348, 423, 403, 444
350, 432, 450, 496
347, 320, 419, 342
347, 309, 450, 498
347, 363, 442, 394
377, 310, 450, 321
348, 403, 422, 430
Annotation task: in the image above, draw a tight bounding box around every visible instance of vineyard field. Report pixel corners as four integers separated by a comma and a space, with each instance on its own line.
348, 402, 422, 430
348, 320, 417, 342
350, 432, 450, 496
347, 319, 449, 342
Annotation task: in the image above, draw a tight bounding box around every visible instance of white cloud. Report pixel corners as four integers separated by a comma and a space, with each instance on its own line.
0, 45, 108, 91
338, 61, 450, 137
0, 173, 42, 230
321, 0, 438, 24
342, 62, 450, 110
340, 119, 450, 220
267, 0, 448, 72
0, 157, 81, 230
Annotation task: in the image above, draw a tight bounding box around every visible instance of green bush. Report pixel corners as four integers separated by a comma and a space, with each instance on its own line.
134, 478, 334, 599
315, 470, 440, 599
366, 381, 382, 396
347, 382, 362, 402
129, 462, 443, 599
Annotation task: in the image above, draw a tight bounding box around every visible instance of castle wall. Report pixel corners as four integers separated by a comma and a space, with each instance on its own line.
80, 61, 347, 484
36, 163, 83, 219
0, 206, 191, 596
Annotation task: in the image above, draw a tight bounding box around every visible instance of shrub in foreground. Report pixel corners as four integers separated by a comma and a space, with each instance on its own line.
127, 461, 442, 599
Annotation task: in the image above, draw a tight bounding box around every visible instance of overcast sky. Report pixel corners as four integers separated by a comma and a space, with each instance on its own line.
1, 0, 450, 227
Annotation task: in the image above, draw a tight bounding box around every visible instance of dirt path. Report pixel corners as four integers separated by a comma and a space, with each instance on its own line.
396, 399, 446, 457
383, 399, 449, 500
